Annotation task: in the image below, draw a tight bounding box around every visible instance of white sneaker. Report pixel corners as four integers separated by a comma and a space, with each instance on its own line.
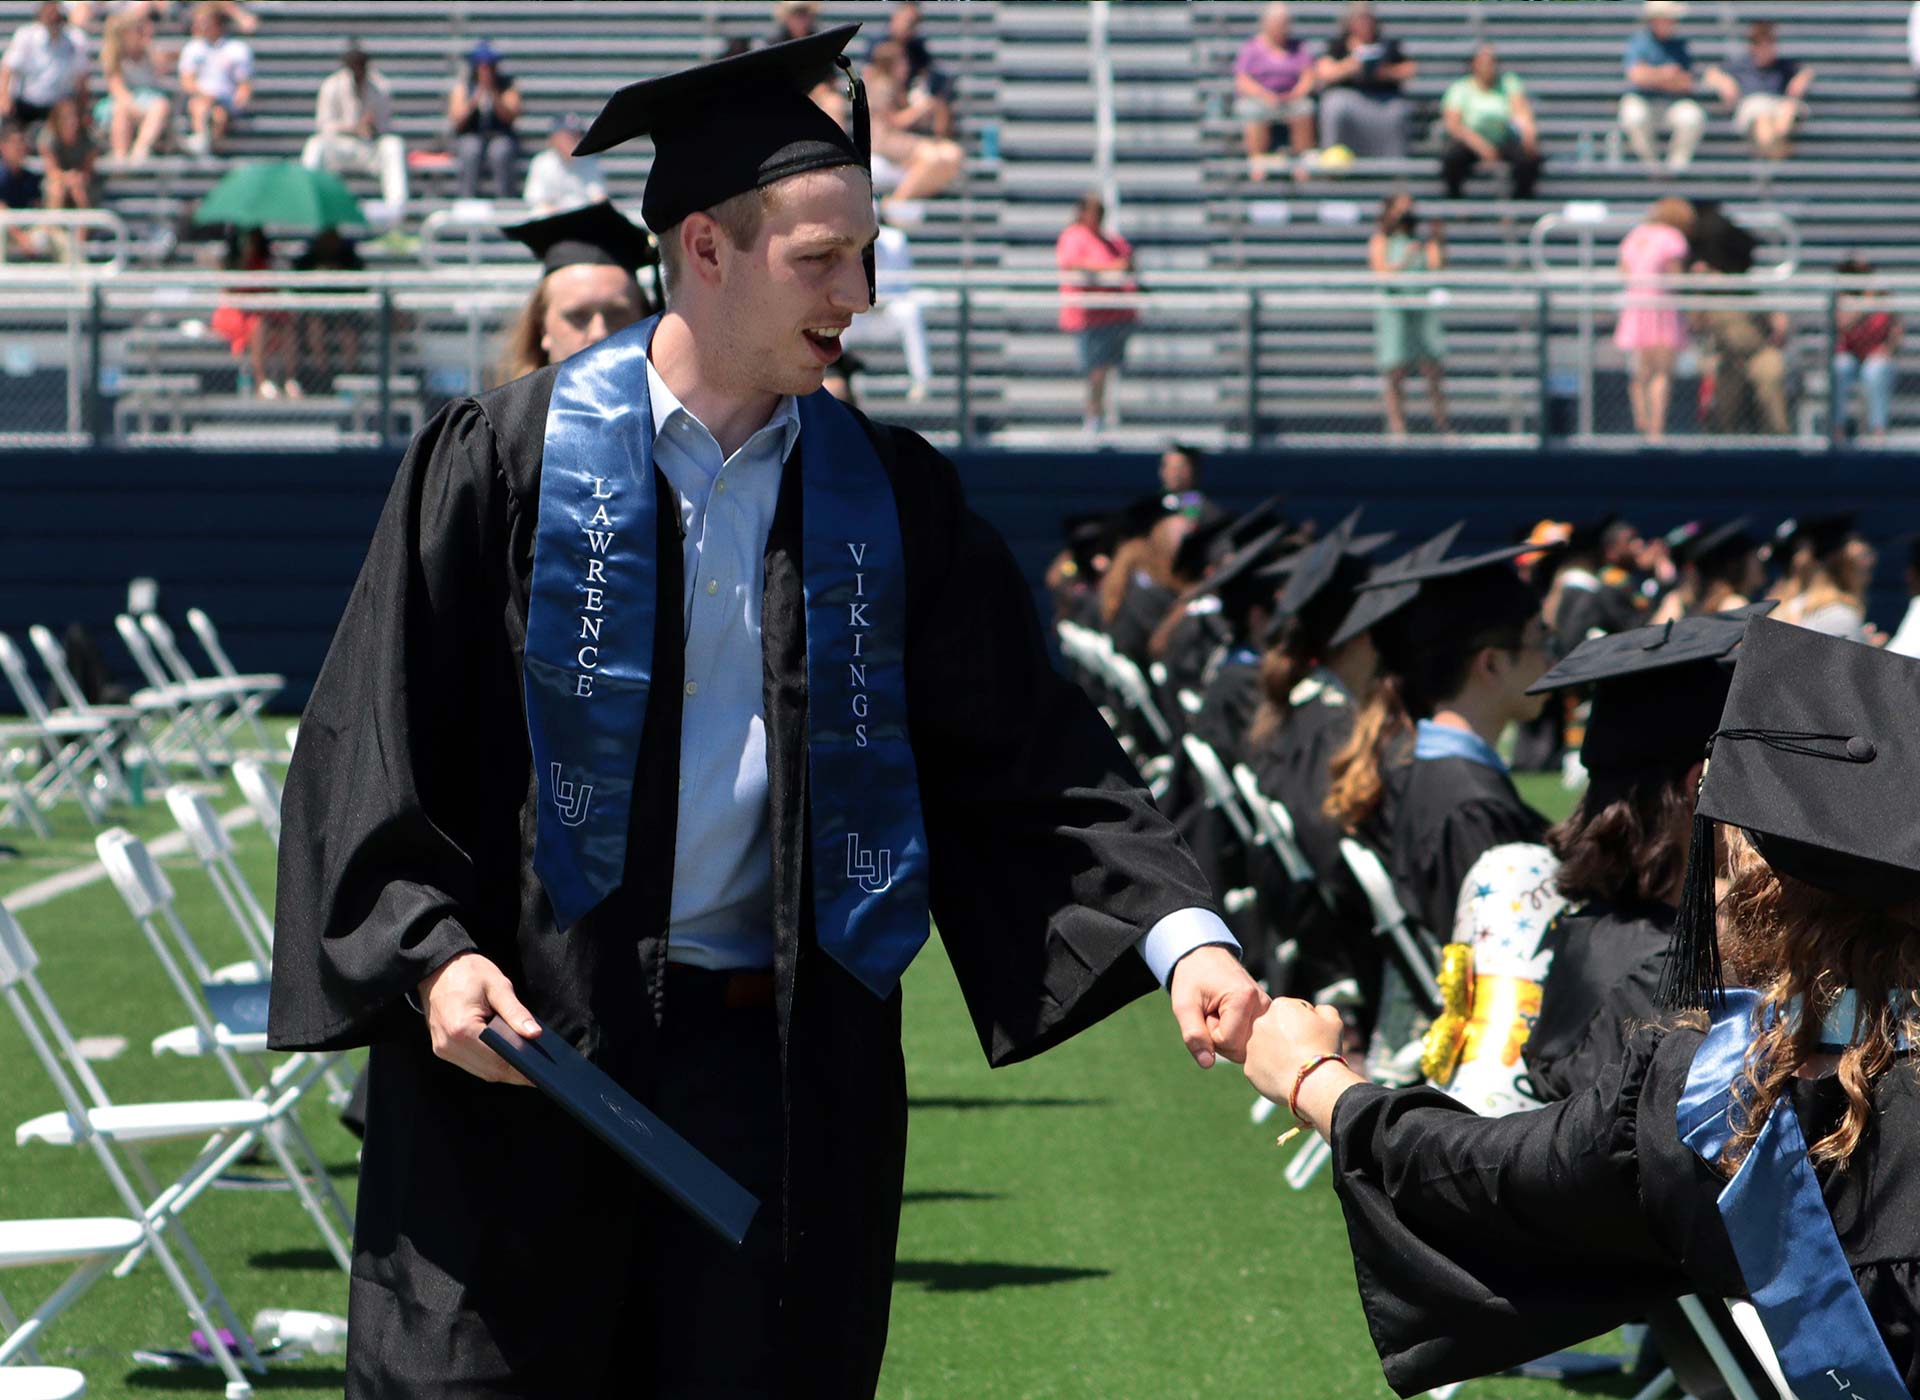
282, 379, 304, 400
257, 380, 280, 400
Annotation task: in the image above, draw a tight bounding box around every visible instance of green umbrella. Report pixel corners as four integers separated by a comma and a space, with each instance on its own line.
195, 160, 366, 231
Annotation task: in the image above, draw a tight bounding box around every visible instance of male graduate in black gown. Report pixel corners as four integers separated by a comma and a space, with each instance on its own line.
267, 27, 1263, 1399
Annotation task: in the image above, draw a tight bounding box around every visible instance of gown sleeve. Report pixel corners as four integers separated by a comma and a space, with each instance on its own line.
897, 433, 1215, 1067
268, 401, 513, 1052
1328, 1028, 1694, 1395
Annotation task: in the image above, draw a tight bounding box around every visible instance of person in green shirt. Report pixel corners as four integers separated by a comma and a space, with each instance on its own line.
1440, 44, 1542, 198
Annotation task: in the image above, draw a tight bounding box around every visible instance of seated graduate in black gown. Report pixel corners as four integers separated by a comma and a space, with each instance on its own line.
1523, 606, 1771, 1102
1246, 617, 1920, 1398
1246, 510, 1392, 999
1323, 526, 1555, 942
1150, 496, 1288, 710
1183, 523, 1300, 773
1098, 492, 1196, 670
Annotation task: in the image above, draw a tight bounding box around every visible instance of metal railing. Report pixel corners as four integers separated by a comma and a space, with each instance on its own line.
0, 263, 1914, 452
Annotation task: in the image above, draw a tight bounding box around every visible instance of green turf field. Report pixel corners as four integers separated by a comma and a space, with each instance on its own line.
0, 769, 1628, 1398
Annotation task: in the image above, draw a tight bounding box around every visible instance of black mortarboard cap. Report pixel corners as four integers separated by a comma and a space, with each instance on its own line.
1265, 510, 1389, 648
1528, 603, 1773, 775
1227, 495, 1287, 550
1111, 492, 1181, 543
1325, 522, 1463, 649
1661, 617, 1920, 1009
1680, 516, 1754, 570
1566, 513, 1619, 558
500, 200, 659, 275
1796, 512, 1857, 561
1173, 508, 1241, 581
1062, 511, 1111, 578
577, 26, 867, 237
1188, 523, 1296, 608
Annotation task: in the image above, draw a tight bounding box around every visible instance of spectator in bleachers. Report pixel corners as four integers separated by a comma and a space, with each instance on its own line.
522, 114, 607, 214
861, 39, 962, 219
1159, 442, 1202, 495
1704, 21, 1813, 162
1618, 0, 1705, 173
767, 0, 819, 48
839, 210, 932, 399
38, 94, 94, 219
93, 7, 169, 162
1313, 2, 1415, 161
868, 3, 954, 140
1234, 2, 1317, 183
211, 227, 299, 398
301, 42, 409, 225
1369, 193, 1449, 439
1056, 191, 1138, 437
0, 119, 43, 257
1691, 203, 1790, 438
1832, 255, 1900, 446
1439, 43, 1541, 199
0, 2, 89, 131
292, 225, 362, 392
448, 40, 521, 199
1613, 196, 1694, 444
178, 0, 251, 157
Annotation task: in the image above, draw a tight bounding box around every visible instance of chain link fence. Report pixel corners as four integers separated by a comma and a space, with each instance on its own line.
0, 267, 1915, 452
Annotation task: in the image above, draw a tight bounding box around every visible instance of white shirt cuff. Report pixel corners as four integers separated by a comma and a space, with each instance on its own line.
1137, 907, 1241, 988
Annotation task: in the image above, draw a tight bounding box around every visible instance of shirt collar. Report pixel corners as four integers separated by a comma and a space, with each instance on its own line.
644, 354, 801, 465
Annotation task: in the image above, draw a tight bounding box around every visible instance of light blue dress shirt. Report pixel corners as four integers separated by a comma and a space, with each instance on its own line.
643, 354, 1235, 985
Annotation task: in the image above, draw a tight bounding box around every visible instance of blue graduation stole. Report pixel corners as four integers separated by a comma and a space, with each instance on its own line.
1412, 718, 1507, 774
1677, 989, 1908, 1400
524, 315, 931, 998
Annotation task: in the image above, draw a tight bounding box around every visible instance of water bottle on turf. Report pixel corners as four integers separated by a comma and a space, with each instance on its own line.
253, 1308, 347, 1355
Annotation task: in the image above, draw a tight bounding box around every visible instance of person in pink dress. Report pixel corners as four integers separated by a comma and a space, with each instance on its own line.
1613, 196, 1694, 443
1057, 191, 1139, 436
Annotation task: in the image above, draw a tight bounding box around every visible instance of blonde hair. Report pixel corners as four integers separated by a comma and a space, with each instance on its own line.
1713, 828, 1920, 1176
1649, 197, 1696, 235
492, 279, 550, 388
101, 9, 143, 82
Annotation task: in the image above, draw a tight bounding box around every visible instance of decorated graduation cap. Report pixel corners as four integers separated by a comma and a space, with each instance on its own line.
1527, 603, 1772, 777
574, 25, 874, 295
1661, 617, 1920, 1010
500, 200, 659, 277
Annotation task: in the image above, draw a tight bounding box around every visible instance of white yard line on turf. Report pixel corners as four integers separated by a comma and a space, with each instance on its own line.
3, 805, 261, 913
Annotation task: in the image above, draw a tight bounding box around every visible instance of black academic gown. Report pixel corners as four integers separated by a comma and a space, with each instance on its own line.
1524, 901, 1673, 1103
1250, 683, 1383, 998
1190, 654, 1260, 773
1107, 574, 1175, 672
1329, 1026, 1920, 1395
1388, 756, 1546, 940
267, 369, 1217, 1398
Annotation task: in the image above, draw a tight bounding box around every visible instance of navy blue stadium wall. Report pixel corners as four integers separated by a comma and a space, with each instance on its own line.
6, 446, 1917, 710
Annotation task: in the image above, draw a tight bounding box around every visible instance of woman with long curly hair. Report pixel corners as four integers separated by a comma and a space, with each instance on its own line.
1522, 606, 1765, 1101
1246, 618, 1920, 1397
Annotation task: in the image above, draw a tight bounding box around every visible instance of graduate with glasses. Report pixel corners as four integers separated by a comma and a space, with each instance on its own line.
1247, 618, 1920, 1397
268, 27, 1262, 1398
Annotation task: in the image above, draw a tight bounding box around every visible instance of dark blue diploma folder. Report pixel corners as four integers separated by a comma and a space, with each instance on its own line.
480, 1015, 760, 1248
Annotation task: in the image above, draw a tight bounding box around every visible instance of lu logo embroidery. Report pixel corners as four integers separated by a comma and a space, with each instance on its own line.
846, 833, 893, 894
551, 763, 594, 828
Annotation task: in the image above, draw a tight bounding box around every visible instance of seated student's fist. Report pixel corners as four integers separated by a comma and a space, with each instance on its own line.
1243, 999, 1347, 1109
418, 951, 540, 1086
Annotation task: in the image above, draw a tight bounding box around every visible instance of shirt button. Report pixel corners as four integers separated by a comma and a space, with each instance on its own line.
684, 681, 698, 697
715, 479, 727, 494
706, 579, 719, 595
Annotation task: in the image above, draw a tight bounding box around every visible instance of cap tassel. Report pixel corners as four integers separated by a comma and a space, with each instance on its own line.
837, 54, 877, 303
1659, 810, 1725, 1012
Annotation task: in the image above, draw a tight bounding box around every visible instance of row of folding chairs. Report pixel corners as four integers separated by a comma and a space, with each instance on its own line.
0, 608, 285, 838
1, 760, 346, 1398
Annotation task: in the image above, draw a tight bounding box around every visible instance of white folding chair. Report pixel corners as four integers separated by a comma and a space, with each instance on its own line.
111, 615, 225, 778
0, 734, 51, 839
94, 831, 353, 1273
1338, 837, 1443, 1013
1231, 763, 1317, 885
230, 760, 281, 850
1, 904, 269, 1396
27, 624, 182, 791
144, 613, 281, 760
0, 1216, 143, 1371
1722, 1299, 1793, 1400
0, 636, 113, 825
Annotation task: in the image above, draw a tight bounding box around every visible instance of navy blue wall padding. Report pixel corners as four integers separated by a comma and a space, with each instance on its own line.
5, 446, 1915, 709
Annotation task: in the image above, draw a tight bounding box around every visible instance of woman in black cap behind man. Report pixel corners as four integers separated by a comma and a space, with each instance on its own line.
1246, 617, 1920, 1398
493, 199, 659, 384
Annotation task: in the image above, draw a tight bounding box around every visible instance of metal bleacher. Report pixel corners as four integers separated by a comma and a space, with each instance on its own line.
4, 0, 1919, 447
